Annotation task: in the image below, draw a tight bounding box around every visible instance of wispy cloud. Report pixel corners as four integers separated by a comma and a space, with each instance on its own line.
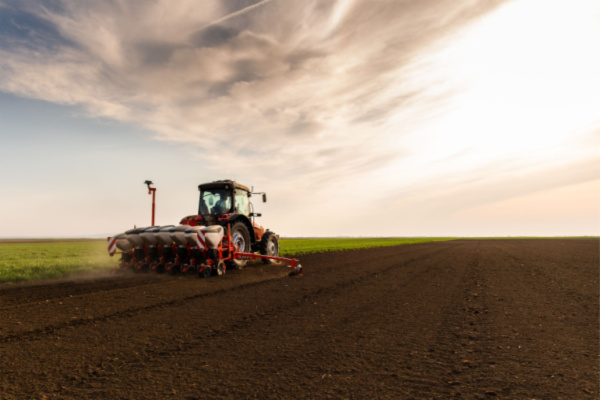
200, 0, 274, 30
0, 0, 598, 236
0, 0, 508, 179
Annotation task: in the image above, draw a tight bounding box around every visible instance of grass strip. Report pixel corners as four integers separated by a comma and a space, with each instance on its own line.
0, 237, 454, 282
4, 236, 592, 282
0, 241, 118, 283
279, 237, 455, 256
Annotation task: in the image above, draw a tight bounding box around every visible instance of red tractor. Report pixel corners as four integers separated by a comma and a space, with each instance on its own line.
182, 180, 279, 270
107, 180, 301, 277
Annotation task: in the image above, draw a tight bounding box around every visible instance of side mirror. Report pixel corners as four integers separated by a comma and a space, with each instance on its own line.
262, 193, 267, 203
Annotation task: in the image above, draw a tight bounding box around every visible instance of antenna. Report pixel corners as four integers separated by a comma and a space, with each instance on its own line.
144, 180, 156, 226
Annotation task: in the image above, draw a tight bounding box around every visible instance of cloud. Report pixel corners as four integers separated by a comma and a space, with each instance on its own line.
0, 0, 508, 182
199, 0, 274, 30
192, 25, 239, 48
1, 0, 599, 236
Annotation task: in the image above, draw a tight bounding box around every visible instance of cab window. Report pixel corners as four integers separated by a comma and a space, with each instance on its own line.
234, 189, 250, 216
200, 189, 232, 215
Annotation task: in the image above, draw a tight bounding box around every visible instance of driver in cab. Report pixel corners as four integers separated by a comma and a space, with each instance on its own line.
213, 192, 230, 215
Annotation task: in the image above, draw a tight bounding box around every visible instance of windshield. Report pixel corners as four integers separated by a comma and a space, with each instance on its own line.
200, 189, 232, 215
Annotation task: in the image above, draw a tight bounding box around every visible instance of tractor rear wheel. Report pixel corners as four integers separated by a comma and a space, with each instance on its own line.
226, 221, 250, 270
259, 231, 279, 264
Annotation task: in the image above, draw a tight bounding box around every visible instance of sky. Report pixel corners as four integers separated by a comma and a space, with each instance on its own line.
0, 0, 598, 238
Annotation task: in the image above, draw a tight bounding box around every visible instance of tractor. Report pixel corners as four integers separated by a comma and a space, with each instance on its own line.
107, 180, 301, 277
181, 179, 279, 270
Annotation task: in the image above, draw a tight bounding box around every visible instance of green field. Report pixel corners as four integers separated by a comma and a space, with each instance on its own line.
0, 237, 456, 283
2, 236, 595, 283
0, 241, 119, 283
279, 237, 454, 256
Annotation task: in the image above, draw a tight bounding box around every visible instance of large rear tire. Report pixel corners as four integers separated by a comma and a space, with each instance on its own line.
225, 221, 250, 270
259, 231, 279, 264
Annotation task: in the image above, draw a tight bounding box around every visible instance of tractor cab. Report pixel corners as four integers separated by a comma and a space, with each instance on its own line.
198, 180, 252, 217
194, 180, 271, 267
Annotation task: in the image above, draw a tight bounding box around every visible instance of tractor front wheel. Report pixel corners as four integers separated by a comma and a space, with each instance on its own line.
226, 221, 250, 270
259, 231, 279, 264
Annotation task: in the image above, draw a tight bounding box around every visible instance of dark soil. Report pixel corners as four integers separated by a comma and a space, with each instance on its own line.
0, 239, 597, 399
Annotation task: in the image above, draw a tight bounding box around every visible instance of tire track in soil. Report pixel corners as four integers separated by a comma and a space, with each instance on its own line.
0, 242, 443, 339
482, 240, 599, 398
0, 269, 292, 343
0, 240, 597, 400
0, 242, 453, 399
0, 274, 176, 308
0, 264, 294, 340
49, 241, 462, 400
0, 242, 448, 343
429, 240, 598, 399
66, 248, 453, 399
427, 241, 513, 398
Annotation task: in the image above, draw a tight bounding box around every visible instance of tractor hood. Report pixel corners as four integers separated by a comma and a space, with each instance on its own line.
180, 214, 219, 227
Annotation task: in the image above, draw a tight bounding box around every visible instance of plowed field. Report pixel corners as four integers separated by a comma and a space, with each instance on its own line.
0, 239, 597, 399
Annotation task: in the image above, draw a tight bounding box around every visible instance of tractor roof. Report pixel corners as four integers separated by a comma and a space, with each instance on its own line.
198, 180, 251, 193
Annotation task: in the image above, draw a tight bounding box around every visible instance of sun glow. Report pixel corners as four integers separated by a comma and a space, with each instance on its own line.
402, 0, 600, 167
